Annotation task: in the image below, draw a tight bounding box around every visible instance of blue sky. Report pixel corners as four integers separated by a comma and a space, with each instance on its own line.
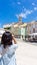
0, 0, 37, 27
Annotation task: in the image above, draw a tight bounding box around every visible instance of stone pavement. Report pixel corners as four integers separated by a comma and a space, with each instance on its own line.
16, 39, 37, 65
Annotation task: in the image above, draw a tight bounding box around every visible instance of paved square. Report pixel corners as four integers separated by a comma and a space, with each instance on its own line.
16, 39, 37, 65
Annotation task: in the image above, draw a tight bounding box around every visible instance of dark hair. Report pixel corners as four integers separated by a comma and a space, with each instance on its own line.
1, 31, 12, 48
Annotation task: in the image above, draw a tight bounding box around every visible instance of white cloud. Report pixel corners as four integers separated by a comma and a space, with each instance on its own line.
25, 10, 33, 15
19, 13, 26, 18
32, 3, 35, 6
34, 7, 37, 10
17, 2, 21, 5
16, 10, 33, 18
16, 13, 26, 18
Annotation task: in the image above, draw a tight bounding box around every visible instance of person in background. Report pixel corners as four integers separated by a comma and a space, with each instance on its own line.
0, 31, 17, 65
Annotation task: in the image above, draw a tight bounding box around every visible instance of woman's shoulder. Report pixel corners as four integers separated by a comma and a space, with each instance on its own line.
0, 44, 3, 50
9, 44, 18, 50
8, 44, 18, 54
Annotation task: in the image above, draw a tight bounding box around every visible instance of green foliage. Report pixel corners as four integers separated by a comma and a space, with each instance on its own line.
4, 27, 11, 30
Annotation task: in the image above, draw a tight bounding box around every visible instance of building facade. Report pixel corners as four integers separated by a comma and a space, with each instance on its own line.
25, 21, 37, 41
26, 21, 37, 35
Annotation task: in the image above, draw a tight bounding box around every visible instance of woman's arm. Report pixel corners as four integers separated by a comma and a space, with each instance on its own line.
12, 35, 17, 44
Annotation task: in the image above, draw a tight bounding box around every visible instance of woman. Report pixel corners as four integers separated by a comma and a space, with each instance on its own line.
0, 31, 17, 65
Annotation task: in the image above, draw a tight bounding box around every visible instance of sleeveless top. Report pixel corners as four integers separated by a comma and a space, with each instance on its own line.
0, 44, 18, 65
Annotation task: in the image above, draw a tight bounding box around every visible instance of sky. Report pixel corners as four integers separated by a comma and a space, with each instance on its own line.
0, 0, 37, 27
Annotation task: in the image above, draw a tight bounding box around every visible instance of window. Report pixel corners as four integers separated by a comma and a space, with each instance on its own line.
33, 28, 35, 33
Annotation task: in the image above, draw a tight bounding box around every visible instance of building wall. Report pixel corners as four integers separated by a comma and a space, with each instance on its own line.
11, 26, 21, 36
26, 21, 37, 35
21, 28, 26, 36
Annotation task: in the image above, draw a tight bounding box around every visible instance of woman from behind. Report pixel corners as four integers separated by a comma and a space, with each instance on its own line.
0, 31, 17, 65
